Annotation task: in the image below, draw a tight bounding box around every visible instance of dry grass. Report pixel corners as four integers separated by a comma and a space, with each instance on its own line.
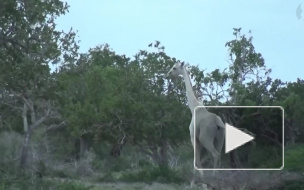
194, 170, 303, 190
45, 169, 304, 190
47, 177, 190, 190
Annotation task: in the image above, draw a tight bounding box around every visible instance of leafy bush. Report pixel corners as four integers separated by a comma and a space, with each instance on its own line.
284, 144, 304, 172
119, 166, 183, 183
138, 159, 153, 167
50, 170, 70, 178
245, 145, 282, 168
56, 182, 92, 190
0, 132, 23, 164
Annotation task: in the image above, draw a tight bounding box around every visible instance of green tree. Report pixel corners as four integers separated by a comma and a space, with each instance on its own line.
57, 42, 191, 167
0, 0, 78, 167
274, 79, 304, 145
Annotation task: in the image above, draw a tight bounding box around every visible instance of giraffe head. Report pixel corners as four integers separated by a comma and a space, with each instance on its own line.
166, 61, 185, 78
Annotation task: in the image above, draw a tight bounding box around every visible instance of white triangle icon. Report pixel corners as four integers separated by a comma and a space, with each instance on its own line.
225, 123, 255, 154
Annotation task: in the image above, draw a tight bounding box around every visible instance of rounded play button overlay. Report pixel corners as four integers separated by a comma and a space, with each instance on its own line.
225, 123, 255, 154
193, 106, 283, 170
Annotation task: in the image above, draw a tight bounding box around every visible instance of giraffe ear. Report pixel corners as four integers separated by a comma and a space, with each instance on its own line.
180, 61, 184, 67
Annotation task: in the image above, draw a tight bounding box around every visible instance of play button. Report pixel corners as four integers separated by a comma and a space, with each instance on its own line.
225, 123, 255, 154
193, 106, 283, 170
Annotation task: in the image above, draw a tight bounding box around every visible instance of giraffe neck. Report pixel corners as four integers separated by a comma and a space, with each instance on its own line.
181, 67, 205, 114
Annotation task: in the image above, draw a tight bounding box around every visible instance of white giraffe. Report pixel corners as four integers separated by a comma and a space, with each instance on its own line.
166, 61, 225, 186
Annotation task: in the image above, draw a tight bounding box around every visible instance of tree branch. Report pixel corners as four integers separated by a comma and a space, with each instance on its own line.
31, 101, 51, 130
261, 134, 282, 147
46, 120, 66, 132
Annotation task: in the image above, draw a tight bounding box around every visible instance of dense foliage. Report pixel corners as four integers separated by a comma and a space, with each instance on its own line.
0, 0, 303, 189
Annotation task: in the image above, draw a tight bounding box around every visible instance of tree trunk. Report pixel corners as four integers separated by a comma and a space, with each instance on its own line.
110, 137, 127, 157
20, 102, 31, 167
19, 98, 50, 167
110, 143, 122, 157
159, 137, 168, 167
79, 136, 89, 158
285, 119, 296, 146
20, 129, 32, 167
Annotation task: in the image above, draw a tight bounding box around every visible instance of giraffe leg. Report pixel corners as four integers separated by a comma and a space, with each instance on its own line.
191, 137, 204, 186
189, 120, 198, 187
200, 152, 211, 166
214, 128, 225, 168
200, 133, 220, 171
195, 138, 204, 175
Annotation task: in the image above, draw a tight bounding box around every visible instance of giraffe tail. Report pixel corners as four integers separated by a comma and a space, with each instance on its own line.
215, 115, 226, 129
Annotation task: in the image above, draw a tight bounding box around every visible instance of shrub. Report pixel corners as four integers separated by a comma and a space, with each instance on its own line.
246, 145, 282, 168
56, 182, 93, 190
119, 165, 183, 183
284, 144, 304, 172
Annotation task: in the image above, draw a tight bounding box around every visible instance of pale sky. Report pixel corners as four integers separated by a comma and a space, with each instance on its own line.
55, 1, 304, 83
